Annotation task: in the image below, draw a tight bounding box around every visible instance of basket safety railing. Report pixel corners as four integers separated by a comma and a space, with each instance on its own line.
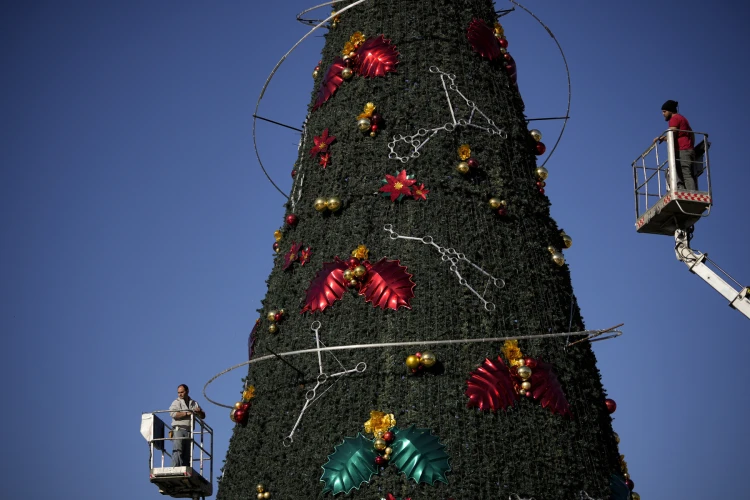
632, 128, 711, 220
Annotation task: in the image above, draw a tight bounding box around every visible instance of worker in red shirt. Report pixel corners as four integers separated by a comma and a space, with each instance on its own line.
653, 100, 697, 190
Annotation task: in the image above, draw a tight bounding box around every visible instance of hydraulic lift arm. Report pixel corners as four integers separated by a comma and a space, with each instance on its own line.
674, 229, 750, 320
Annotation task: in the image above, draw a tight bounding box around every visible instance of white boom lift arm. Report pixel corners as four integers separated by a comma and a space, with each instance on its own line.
674, 229, 750, 320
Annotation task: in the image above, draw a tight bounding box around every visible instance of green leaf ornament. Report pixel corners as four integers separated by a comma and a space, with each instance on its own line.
389, 425, 451, 485
320, 433, 378, 495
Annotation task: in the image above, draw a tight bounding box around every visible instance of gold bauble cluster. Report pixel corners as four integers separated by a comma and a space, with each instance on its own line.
405, 351, 437, 373
314, 197, 342, 213
266, 309, 285, 333
256, 484, 271, 499
547, 245, 565, 267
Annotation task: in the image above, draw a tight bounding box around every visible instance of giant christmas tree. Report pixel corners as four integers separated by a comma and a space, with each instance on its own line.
217, 1, 628, 499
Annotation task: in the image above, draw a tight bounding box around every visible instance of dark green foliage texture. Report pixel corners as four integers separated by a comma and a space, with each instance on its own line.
218, 1, 621, 498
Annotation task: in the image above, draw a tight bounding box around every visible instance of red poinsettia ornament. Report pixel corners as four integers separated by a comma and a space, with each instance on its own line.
467, 19, 502, 61
380, 169, 417, 202
310, 128, 336, 157
411, 183, 429, 201
466, 356, 571, 416
353, 35, 399, 78
314, 57, 347, 110
302, 256, 415, 313
283, 242, 302, 270
313, 35, 399, 110
299, 246, 313, 266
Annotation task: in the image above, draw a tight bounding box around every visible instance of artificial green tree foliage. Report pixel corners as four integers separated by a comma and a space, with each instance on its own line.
217, 1, 622, 499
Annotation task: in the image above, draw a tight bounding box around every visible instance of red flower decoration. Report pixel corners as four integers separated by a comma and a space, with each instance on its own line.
354, 35, 399, 78
283, 242, 302, 270
299, 246, 313, 266
379, 169, 416, 202
411, 183, 429, 201
467, 19, 502, 61
313, 57, 347, 110
358, 258, 415, 310
466, 356, 519, 412
318, 152, 331, 168
529, 360, 571, 416
301, 258, 349, 313
309, 129, 336, 157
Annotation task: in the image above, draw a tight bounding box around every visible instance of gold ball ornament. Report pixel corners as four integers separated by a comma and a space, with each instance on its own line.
343, 269, 354, 281
234, 402, 242, 409
267, 311, 277, 322
517, 365, 532, 380
552, 251, 565, 266
530, 129, 542, 142
370, 131, 376, 137
535, 166, 549, 181
348, 278, 359, 287
547, 245, 557, 254
263, 493, 271, 499
385, 447, 393, 455
230, 408, 237, 422
314, 198, 328, 212
373, 438, 387, 451
631, 493, 640, 500
614, 432, 620, 444
457, 161, 470, 174
561, 230, 573, 248
327, 197, 342, 212
521, 381, 532, 390
312, 69, 319, 79
341, 67, 353, 80
256, 484, 265, 493
353, 265, 367, 278
268, 324, 278, 334
405, 355, 420, 370
257, 494, 263, 500
357, 118, 371, 131
489, 198, 502, 209
420, 351, 437, 368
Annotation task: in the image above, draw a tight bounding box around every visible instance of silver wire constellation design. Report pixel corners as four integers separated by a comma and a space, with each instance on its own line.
283, 321, 366, 447
387, 66, 508, 163
384, 224, 505, 311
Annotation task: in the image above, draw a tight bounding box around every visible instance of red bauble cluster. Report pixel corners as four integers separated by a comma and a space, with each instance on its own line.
372, 430, 396, 467
231, 402, 250, 425
342, 257, 368, 288
605, 398, 617, 414
285, 213, 299, 227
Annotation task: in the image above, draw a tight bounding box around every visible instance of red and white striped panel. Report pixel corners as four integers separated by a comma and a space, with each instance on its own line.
673, 191, 711, 203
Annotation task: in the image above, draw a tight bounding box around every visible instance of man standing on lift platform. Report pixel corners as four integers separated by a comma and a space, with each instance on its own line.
654, 99, 697, 190
169, 384, 206, 467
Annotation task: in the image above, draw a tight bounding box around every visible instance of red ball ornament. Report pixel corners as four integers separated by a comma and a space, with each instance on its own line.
467, 157, 479, 169
538, 188, 545, 194
503, 53, 512, 61
291, 169, 297, 177
625, 479, 634, 491
371, 113, 383, 126
605, 398, 617, 414
535, 142, 547, 155
272, 242, 280, 252
498, 38, 508, 49
497, 208, 507, 216
241, 402, 250, 411
505, 64, 514, 72
370, 124, 378, 132
525, 391, 532, 397
415, 352, 422, 359
536, 181, 546, 187
382, 431, 395, 443
234, 409, 246, 422
375, 456, 387, 466
274, 312, 283, 322
347, 257, 360, 268
524, 357, 537, 368
285, 214, 299, 226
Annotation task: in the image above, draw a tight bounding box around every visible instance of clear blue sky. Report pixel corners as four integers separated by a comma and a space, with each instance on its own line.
2, 1, 748, 499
